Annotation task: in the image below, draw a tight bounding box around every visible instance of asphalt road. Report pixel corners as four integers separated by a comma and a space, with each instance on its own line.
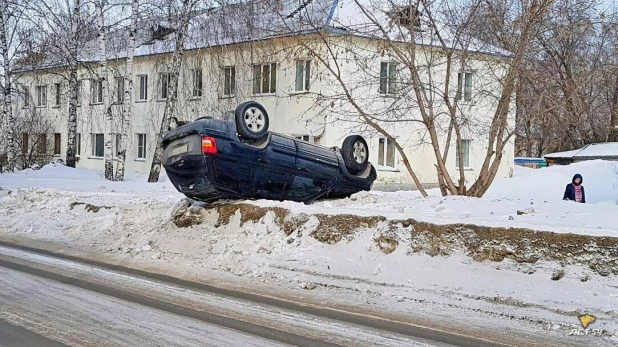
0, 242, 507, 347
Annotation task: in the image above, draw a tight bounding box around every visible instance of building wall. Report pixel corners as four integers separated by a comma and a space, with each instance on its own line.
12, 35, 515, 186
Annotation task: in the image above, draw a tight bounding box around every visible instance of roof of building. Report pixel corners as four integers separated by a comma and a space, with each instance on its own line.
544, 143, 618, 159
15, 0, 512, 73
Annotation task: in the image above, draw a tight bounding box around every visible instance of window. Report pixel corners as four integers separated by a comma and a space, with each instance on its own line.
379, 62, 397, 95
38, 134, 47, 153
159, 72, 171, 100
287, 176, 323, 200
54, 133, 61, 155
22, 86, 29, 107
191, 69, 202, 98
223, 66, 235, 96
22, 133, 28, 155
457, 72, 473, 102
35, 85, 47, 107
253, 63, 277, 94
378, 137, 396, 169
456, 139, 470, 168
295, 60, 311, 92
137, 75, 148, 101
137, 134, 146, 159
76, 133, 81, 155
54, 83, 61, 106
293, 135, 313, 142
116, 77, 125, 103
91, 133, 104, 157
91, 79, 103, 104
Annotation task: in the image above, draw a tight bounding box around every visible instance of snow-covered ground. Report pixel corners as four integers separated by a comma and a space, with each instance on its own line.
1, 160, 617, 344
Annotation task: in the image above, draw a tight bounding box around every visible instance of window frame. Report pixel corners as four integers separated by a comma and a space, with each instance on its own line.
223, 66, 236, 97
137, 74, 148, 101
159, 72, 171, 100
294, 59, 311, 92
137, 133, 146, 159
379, 61, 397, 95
116, 77, 125, 103
35, 85, 47, 107
456, 71, 473, 102
76, 133, 81, 156
53, 133, 61, 155
377, 136, 397, 170
91, 79, 103, 105
91, 133, 104, 158
54, 83, 61, 107
455, 139, 471, 169
252, 62, 277, 95
191, 68, 203, 98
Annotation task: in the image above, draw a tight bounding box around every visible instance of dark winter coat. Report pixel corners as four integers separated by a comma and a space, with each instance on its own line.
563, 174, 586, 203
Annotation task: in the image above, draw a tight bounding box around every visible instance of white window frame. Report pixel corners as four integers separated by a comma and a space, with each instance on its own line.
159, 72, 171, 100
76, 133, 81, 156
91, 133, 104, 158
223, 66, 236, 97
379, 61, 397, 95
137, 133, 146, 159
455, 139, 471, 169
253, 62, 277, 95
292, 134, 314, 142
116, 77, 125, 103
35, 85, 47, 107
191, 68, 202, 98
457, 71, 473, 102
91, 79, 103, 104
294, 59, 311, 92
377, 136, 397, 170
137, 74, 148, 101
54, 83, 61, 107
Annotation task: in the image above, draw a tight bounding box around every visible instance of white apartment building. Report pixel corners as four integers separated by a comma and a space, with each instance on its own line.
11, 0, 515, 186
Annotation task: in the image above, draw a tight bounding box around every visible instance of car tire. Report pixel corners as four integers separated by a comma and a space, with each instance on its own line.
235, 101, 269, 141
341, 135, 369, 174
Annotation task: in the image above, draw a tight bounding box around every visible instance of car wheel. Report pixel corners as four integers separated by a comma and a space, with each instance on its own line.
235, 101, 269, 141
341, 135, 369, 174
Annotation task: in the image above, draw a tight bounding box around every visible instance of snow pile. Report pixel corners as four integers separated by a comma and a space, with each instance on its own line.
2, 162, 618, 341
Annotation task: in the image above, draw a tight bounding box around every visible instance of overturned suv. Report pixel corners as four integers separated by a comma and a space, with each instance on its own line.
162, 101, 376, 204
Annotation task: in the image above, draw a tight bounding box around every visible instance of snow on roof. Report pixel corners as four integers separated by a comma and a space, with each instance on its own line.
17, 0, 511, 72
544, 143, 618, 159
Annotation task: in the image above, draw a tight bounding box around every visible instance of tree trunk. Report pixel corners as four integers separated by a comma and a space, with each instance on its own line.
65, 0, 80, 168
148, 0, 193, 182
115, 0, 138, 181
98, 0, 113, 180
0, 0, 14, 171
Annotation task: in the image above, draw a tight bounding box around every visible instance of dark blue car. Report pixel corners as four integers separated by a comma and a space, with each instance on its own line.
162, 101, 376, 204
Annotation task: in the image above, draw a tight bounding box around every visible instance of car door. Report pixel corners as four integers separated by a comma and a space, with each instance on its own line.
293, 139, 340, 188
252, 135, 296, 200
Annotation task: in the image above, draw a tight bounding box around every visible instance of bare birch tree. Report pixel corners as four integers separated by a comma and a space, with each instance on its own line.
147, 0, 197, 182
115, 0, 138, 181
96, 0, 114, 179
0, 0, 14, 171
66, 0, 82, 168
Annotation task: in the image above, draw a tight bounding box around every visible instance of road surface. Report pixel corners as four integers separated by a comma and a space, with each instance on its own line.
0, 243, 506, 347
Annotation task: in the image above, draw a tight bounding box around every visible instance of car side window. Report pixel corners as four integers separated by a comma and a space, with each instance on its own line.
287, 176, 323, 199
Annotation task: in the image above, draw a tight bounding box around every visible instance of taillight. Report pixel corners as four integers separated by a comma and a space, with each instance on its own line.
201, 136, 217, 155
